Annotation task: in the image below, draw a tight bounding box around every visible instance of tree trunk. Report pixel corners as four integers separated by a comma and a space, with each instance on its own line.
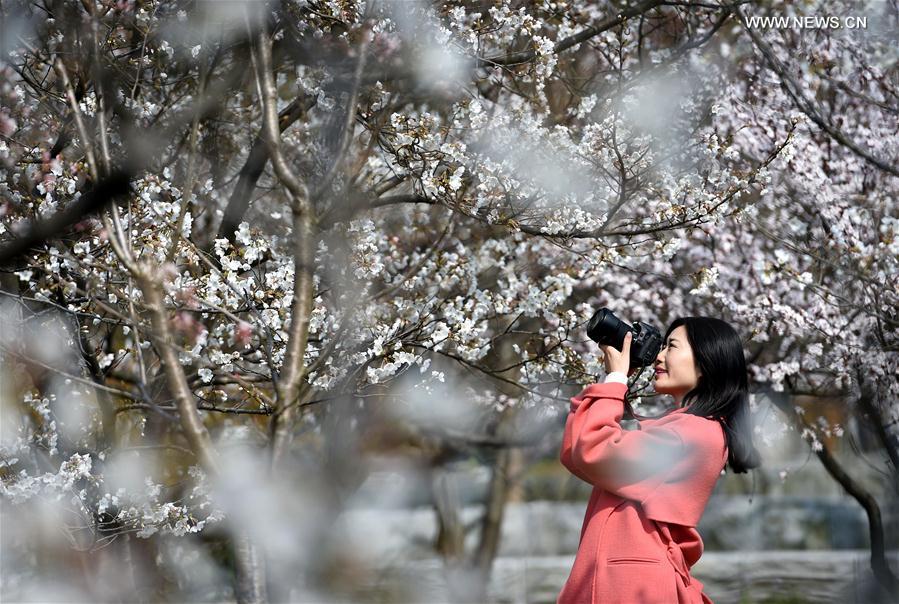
771, 386, 899, 599
854, 368, 899, 497
471, 446, 513, 602
234, 531, 268, 604
432, 467, 465, 563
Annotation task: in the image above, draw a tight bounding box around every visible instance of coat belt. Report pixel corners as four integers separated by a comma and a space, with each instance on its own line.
665, 541, 692, 587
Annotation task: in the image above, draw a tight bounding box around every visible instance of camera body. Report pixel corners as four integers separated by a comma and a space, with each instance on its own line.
586, 307, 664, 369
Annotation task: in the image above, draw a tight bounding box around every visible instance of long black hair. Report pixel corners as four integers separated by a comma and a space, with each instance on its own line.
654, 316, 761, 475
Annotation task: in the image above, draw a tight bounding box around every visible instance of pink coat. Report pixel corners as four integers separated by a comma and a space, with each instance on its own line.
557, 382, 728, 604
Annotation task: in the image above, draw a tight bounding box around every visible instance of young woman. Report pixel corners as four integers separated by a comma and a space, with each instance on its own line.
557, 317, 761, 604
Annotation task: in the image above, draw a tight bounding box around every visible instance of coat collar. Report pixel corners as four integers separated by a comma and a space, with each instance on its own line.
638, 404, 688, 424
658, 405, 688, 418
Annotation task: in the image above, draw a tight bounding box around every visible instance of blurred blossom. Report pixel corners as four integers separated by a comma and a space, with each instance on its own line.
160, 0, 266, 57
379, 0, 472, 93
0, 1, 38, 60
235, 320, 253, 347
155, 535, 233, 601
413, 41, 471, 93
47, 378, 96, 447
618, 72, 689, 138
387, 369, 478, 435
751, 392, 793, 459
615, 70, 697, 173
22, 315, 71, 368
472, 122, 601, 210
210, 442, 330, 594
103, 450, 161, 503
0, 109, 16, 137
1, 497, 96, 602
347, 459, 432, 510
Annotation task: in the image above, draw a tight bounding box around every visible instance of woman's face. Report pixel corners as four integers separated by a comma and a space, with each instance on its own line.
653, 325, 702, 405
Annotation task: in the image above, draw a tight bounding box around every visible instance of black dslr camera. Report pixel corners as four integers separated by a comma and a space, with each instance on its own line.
586, 308, 664, 370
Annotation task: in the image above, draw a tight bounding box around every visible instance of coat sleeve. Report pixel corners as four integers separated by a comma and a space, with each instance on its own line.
561, 382, 687, 501
560, 402, 597, 485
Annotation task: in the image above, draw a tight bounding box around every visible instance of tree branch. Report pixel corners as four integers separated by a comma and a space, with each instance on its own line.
254, 20, 317, 474
215, 94, 317, 242
478, 0, 665, 67
139, 272, 220, 475
736, 5, 899, 177
0, 171, 132, 266
769, 385, 899, 598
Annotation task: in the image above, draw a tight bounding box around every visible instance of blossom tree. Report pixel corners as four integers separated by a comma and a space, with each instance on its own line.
0, 0, 895, 602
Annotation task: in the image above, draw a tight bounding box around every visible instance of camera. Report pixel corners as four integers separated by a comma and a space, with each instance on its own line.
586, 308, 663, 370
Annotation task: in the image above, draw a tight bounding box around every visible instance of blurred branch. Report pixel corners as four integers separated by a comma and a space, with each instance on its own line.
829, 76, 899, 116
0, 343, 143, 402
472, 446, 512, 596
90, 23, 113, 176
853, 368, 899, 495
417, 423, 551, 449
430, 467, 465, 564
53, 56, 99, 180
167, 60, 209, 262
68, 296, 119, 449
310, 26, 372, 202
0, 171, 132, 267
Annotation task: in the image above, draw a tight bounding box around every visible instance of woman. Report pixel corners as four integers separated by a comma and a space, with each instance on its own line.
557, 317, 761, 604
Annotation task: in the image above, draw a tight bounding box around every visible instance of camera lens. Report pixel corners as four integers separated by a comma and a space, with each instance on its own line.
586, 308, 632, 349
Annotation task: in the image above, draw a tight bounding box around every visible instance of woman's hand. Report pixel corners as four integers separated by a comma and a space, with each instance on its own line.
599, 332, 635, 376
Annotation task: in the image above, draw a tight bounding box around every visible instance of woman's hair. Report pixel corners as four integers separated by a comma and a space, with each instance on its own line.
661, 316, 761, 475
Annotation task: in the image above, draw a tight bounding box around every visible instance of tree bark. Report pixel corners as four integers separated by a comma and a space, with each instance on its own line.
471, 447, 513, 602
234, 531, 269, 604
